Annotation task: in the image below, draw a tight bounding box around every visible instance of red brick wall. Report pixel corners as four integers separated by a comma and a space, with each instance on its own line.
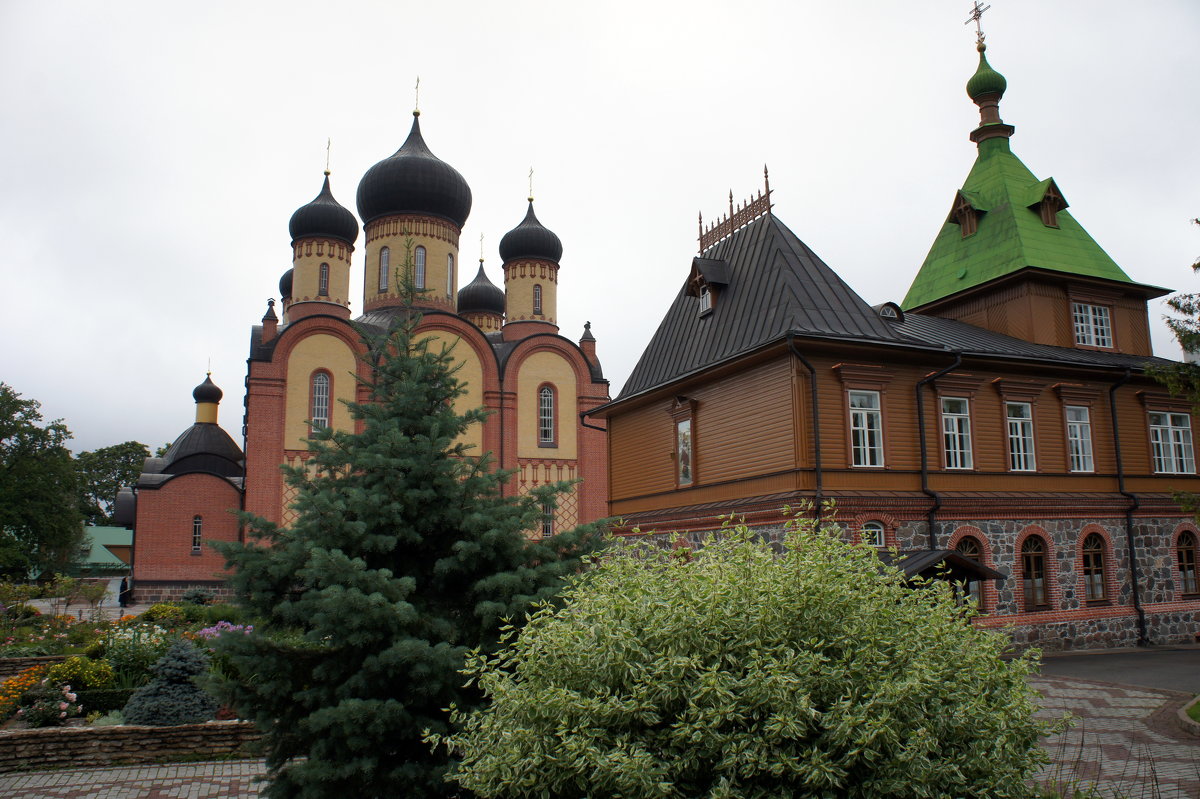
133, 473, 241, 586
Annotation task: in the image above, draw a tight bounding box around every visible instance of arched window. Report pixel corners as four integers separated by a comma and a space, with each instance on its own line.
541, 501, 555, 538
311, 372, 330, 433
533, 284, 543, 315
861, 521, 884, 548
447, 253, 455, 295
414, 246, 426, 289
318, 263, 330, 296
1021, 536, 1049, 611
1082, 533, 1107, 601
379, 247, 390, 292
191, 515, 203, 554
956, 536, 984, 608
1179, 530, 1199, 596
538, 386, 555, 445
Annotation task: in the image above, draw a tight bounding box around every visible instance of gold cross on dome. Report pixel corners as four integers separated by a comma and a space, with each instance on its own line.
528, 167, 534, 202
965, 1, 991, 44
414, 76, 420, 113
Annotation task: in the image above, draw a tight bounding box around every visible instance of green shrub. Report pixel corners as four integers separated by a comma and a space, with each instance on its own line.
90, 709, 125, 727
46, 656, 114, 689
17, 683, 82, 728
181, 587, 215, 606
74, 687, 135, 715
197, 603, 250, 627
438, 517, 1058, 799
101, 624, 175, 687
140, 603, 187, 626
122, 639, 218, 726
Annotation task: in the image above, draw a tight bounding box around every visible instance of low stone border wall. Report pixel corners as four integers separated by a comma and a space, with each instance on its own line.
0, 721, 260, 772
0, 656, 67, 683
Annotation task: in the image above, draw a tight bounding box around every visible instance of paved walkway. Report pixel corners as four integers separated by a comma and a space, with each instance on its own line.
1, 677, 1196, 797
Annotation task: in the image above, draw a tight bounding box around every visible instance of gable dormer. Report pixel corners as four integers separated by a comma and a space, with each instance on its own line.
687, 257, 730, 315
1026, 178, 1068, 229
947, 190, 985, 238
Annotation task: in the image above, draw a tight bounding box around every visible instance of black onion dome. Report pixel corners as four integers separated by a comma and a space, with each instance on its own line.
192, 375, 223, 405
499, 201, 563, 263
356, 113, 473, 228
458, 262, 506, 315
289, 174, 359, 245
279, 268, 294, 298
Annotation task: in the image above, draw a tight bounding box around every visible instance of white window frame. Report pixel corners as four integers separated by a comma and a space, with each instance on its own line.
538, 386, 554, 445
848, 390, 884, 467
446, 253, 454, 295
378, 247, 390, 292
1005, 401, 1036, 472
1065, 405, 1094, 473
533, 284, 543, 315
311, 372, 330, 433
1150, 412, 1196, 474
414, 246, 426, 289
699, 284, 712, 313
541, 501, 554, 538
191, 515, 203, 554
318, 262, 330, 296
941, 397, 973, 470
1072, 302, 1113, 348
861, 521, 885, 548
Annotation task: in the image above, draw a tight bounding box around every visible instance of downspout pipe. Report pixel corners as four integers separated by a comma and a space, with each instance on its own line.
786, 333, 824, 519
916, 353, 963, 550
1109, 368, 1149, 647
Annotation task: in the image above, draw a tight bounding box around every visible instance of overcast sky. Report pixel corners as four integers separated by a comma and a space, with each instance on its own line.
2, 1, 1197, 454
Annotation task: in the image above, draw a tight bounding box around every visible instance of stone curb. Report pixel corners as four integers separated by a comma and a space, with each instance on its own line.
1177, 695, 1200, 739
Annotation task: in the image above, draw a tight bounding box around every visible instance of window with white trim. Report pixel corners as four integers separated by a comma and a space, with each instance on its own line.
533, 284, 543, 315
538, 386, 555, 445
861, 521, 884, 548
318, 263, 330, 296
378, 247, 390, 292
676, 417, 693, 486
1072, 302, 1113, 348
1149, 412, 1196, 474
699, 284, 712, 313
848, 390, 883, 467
941, 397, 973, 469
447, 253, 454, 295
414, 246, 426, 289
311, 372, 330, 433
1005, 401, 1035, 471
1066, 405, 1094, 472
192, 515, 203, 554
956, 536, 985, 609
541, 501, 555, 538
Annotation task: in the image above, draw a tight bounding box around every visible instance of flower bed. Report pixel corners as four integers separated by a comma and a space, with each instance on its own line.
0, 720, 261, 772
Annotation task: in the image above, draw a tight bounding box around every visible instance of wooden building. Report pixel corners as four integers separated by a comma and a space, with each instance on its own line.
591, 43, 1200, 650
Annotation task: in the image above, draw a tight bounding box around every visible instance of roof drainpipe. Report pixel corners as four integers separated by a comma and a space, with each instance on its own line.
1109, 368, 1149, 647
786, 333, 823, 520
917, 353, 962, 550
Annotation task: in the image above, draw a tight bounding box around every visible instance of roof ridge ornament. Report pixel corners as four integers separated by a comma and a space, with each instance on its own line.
965, 1, 991, 47
697, 165, 773, 253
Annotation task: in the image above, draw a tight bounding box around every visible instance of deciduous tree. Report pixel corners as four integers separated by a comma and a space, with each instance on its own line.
75, 440, 150, 525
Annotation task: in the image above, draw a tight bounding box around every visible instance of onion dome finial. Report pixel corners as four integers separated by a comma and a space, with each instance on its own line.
288, 173, 359, 246
193, 374, 223, 405
499, 200, 563, 263
355, 113, 473, 228
966, 42, 1007, 101
279, 268, 294, 299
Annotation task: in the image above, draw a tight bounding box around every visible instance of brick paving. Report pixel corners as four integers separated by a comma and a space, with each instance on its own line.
1, 677, 1197, 797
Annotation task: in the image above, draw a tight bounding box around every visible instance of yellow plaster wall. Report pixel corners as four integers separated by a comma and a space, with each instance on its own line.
365, 233, 459, 306
504, 260, 558, 323
284, 334, 358, 449
422, 331, 484, 453
517, 351, 577, 459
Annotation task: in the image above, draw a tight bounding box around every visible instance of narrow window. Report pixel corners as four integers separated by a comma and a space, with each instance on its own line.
533, 284, 543, 315
941, 397, 973, 469
447, 253, 455, 295
1072, 302, 1113, 348
538, 386, 555, 445
1082, 533, 1107, 601
699, 284, 712, 313
1006, 401, 1035, 471
191, 515, 203, 554
849, 390, 884, 467
311, 372, 330, 433
1021, 537, 1049, 610
676, 417, 693, 486
1178, 530, 1199, 596
541, 501, 554, 538
414, 246, 426, 289
379, 247, 390, 292
1066, 405, 1094, 472
1150, 412, 1196, 474
318, 263, 330, 297
861, 521, 884, 548
956, 536, 984, 609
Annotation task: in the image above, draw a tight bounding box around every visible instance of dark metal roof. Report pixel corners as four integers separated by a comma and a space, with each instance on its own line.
288, 174, 359, 246
192, 375, 222, 404
457, 262, 506, 315
147, 424, 244, 480
693, 257, 730, 285
618, 213, 913, 399
878, 549, 1005, 581
499, 201, 563, 263
279, 268, 293, 299
356, 113, 472, 228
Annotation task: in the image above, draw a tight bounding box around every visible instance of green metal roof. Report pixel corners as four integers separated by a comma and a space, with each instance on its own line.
902, 136, 1133, 309
81, 525, 132, 567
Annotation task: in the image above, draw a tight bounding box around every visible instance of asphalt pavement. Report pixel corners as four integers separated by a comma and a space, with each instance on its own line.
1038, 645, 1200, 694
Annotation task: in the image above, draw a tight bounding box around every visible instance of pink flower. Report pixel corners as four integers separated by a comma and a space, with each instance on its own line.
58, 711, 66, 718
65, 693, 76, 702
15, 709, 23, 716
58, 702, 68, 710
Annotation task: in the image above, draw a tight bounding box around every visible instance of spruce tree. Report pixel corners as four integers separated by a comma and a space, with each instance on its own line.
214, 286, 603, 798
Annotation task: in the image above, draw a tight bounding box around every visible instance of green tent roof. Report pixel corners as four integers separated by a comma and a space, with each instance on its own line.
902, 136, 1134, 309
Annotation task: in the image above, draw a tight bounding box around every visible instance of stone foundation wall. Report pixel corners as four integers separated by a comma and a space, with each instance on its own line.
0, 721, 260, 772
131, 581, 235, 605
0, 656, 67, 683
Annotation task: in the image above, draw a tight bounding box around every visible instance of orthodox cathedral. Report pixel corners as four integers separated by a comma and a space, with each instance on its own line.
117, 110, 611, 602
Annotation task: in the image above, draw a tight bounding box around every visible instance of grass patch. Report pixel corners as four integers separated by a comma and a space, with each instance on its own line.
1187, 697, 1200, 724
